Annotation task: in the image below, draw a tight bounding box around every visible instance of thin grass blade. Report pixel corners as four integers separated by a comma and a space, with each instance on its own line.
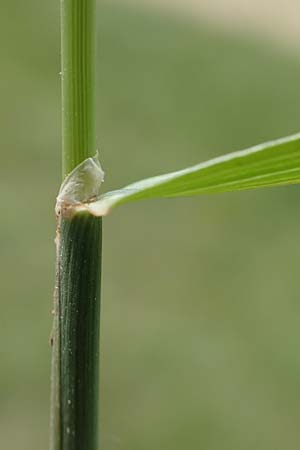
87, 133, 300, 215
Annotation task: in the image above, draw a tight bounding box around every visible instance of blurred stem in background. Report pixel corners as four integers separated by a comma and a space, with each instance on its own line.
50, 1, 102, 450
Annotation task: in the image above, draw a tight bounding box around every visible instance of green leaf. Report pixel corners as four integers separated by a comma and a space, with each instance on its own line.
87, 133, 300, 216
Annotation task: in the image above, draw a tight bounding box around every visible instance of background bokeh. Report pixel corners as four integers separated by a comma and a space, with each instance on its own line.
1, 1, 300, 449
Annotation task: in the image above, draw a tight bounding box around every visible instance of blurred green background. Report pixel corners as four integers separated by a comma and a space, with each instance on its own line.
2, 1, 300, 449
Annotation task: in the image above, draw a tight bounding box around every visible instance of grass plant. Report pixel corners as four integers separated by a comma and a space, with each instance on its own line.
49, 2, 300, 449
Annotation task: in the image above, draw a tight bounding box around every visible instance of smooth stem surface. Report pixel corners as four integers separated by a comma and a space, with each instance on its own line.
61, 0, 97, 177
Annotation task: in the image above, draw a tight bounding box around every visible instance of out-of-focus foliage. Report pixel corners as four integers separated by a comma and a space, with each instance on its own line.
1, 2, 300, 449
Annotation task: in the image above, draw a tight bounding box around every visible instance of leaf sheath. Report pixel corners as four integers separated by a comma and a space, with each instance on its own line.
54, 211, 102, 450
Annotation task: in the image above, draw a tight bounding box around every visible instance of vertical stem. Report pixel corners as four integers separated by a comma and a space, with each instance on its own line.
61, 0, 97, 177
50, 1, 102, 450
58, 212, 102, 450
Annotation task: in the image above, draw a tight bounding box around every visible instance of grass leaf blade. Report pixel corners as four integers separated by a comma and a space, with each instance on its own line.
88, 133, 300, 215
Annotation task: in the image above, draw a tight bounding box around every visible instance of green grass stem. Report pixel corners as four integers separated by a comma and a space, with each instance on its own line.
50, 1, 102, 449
58, 213, 102, 449
61, 0, 97, 177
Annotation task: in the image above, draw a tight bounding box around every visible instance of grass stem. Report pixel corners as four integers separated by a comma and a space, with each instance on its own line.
50, 1, 102, 449
61, 0, 97, 177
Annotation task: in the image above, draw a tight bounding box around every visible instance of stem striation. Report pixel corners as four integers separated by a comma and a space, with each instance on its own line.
59, 212, 102, 450
50, 1, 102, 449
61, 0, 97, 177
